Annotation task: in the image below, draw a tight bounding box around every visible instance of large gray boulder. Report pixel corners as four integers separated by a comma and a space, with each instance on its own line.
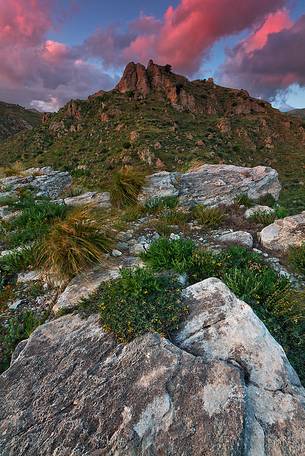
139, 165, 281, 207
259, 211, 305, 253
0, 167, 71, 198
0, 279, 304, 455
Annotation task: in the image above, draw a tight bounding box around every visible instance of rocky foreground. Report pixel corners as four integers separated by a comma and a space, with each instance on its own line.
1, 278, 305, 455
0, 164, 304, 455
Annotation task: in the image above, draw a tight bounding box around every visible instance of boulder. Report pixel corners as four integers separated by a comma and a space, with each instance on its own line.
245, 205, 275, 219
139, 165, 281, 207
259, 211, 305, 253
64, 192, 111, 209
1, 278, 304, 455
175, 278, 305, 454
217, 230, 253, 248
0, 167, 71, 198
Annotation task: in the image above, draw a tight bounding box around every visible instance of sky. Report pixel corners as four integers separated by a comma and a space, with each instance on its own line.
1, 0, 305, 111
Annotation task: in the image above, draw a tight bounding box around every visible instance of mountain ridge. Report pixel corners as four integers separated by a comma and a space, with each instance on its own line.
0, 101, 41, 142
0, 60, 304, 209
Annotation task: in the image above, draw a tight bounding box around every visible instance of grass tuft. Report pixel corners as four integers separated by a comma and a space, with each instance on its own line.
35, 206, 113, 280
110, 167, 146, 208
192, 204, 225, 229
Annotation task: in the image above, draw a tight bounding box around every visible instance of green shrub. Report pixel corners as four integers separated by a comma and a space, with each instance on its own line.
35, 206, 113, 280
192, 204, 225, 229
187, 249, 220, 284
234, 194, 253, 208
145, 196, 179, 213
222, 267, 290, 306
256, 194, 276, 207
218, 245, 264, 270
110, 167, 145, 208
0, 310, 46, 373
0, 247, 37, 274
141, 238, 196, 273
6, 201, 68, 247
96, 268, 186, 342
248, 211, 276, 226
288, 244, 305, 276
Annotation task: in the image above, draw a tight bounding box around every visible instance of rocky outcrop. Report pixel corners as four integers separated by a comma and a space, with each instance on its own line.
259, 212, 305, 253
116, 60, 197, 112
0, 167, 71, 198
1, 278, 304, 455
140, 164, 281, 207
63, 191, 111, 209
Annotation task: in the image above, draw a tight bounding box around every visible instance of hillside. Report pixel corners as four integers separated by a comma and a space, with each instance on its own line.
0, 101, 41, 141
0, 60, 304, 210
289, 108, 305, 119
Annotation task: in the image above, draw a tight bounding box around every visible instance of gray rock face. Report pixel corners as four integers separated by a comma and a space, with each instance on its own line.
140, 165, 281, 207
1, 278, 304, 455
64, 191, 111, 209
0, 167, 71, 198
244, 205, 275, 219
176, 278, 305, 455
217, 230, 254, 248
259, 211, 305, 253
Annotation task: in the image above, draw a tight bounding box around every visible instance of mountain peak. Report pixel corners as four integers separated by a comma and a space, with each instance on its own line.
116, 60, 190, 107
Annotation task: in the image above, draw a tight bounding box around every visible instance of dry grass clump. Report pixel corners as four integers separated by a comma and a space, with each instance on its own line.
0, 161, 25, 178
110, 167, 146, 208
36, 206, 113, 280
192, 204, 225, 229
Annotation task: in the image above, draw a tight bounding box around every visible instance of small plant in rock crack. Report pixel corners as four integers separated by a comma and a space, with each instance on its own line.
192, 204, 225, 229
145, 196, 179, 213
248, 211, 276, 226
288, 244, 305, 276
0, 310, 47, 373
96, 267, 187, 343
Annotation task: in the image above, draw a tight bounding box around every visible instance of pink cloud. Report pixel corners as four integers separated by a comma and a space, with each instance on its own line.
86, 0, 286, 74
221, 12, 305, 98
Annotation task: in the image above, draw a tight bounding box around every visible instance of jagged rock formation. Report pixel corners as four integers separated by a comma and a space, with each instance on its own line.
1, 278, 304, 455
0, 101, 41, 141
0, 167, 71, 198
139, 164, 281, 207
259, 211, 305, 253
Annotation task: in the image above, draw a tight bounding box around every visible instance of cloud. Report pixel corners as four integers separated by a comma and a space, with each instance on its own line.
221, 10, 305, 98
84, 0, 286, 74
0, 0, 114, 110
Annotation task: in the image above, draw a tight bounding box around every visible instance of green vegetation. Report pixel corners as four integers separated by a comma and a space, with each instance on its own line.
0, 101, 41, 142
288, 244, 305, 276
234, 194, 253, 208
0, 310, 47, 372
82, 267, 186, 343
141, 237, 196, 273
248, 211, 276, 226
36, 206, 113, 280
141, 238, 305, 382
110, 167, 146, 208
192, 204, 225, 229
145, 196, 179, 213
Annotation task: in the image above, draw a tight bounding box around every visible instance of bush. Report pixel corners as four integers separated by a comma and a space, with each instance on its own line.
257, 194, 276, 208
96, 268, 186, 342
35, 206, 113, 280
234, 194, 253, 208
192, 204, 225, 229
110, 167, 145, 208
6, 201, 68, 247
248, 211, 276, 226
0, 247, 37, 274
141, 238, 196, 273
145, 196, 179, 213
0, 310, 46, 373
187, 249, 220, 284
288, 244, 305, 276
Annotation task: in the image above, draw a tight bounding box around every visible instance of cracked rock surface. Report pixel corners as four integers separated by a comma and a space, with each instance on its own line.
1, 279, 304, 455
